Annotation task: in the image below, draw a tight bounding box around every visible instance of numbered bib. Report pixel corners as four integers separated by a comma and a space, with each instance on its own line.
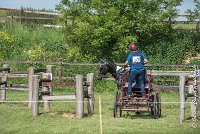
195, 70, 200, 77
132, 56, 141, 63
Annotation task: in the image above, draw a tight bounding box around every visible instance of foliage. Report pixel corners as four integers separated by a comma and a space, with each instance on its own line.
0, 31, 14, 59
146, 29, 200, 64
57, 0, 182, 62
190, 59, 200, 65
1, 1, 199, 65
0, 24, 67, 62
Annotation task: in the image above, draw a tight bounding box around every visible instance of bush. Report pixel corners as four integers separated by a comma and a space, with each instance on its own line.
0, 31, 14, 59
190, 59, 200, 65
143, 30, 200, 64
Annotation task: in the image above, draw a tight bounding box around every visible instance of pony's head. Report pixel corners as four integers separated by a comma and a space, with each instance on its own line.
97, 59, 109, 80
97, 59, 119, 80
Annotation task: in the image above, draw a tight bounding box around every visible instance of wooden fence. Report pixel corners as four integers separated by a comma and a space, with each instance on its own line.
0, 63, 95, 118
0, 64, 52, 102
0, 61, 199, 122
30, 72, 94, 118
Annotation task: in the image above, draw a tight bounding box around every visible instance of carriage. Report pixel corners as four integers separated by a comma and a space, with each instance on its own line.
97, 61, 161, 118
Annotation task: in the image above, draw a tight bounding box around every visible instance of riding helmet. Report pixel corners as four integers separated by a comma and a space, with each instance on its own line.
129, 43, 137, 51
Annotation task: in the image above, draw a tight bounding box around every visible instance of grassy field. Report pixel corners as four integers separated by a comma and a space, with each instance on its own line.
173, 23, 198, 30
0, 89, 200, 134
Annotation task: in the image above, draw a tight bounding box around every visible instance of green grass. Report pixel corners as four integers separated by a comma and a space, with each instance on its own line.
173, 23, 197, 30
0, 10, 7, 16
0, 90, 200, 134
0, 24, 66, 61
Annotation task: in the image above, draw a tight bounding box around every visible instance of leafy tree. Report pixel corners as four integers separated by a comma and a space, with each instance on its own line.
185, 0, 200, 30
57, 0, 182, 62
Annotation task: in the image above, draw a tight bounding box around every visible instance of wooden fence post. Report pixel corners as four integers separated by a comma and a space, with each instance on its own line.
28, 67, 34, 108
196, 21, 199, 32
42, 65, 52, 112
87, 73, 94, 114
58, 62, 62, 81
0, 64, 9, 101
32, 75, 39, 117
75, 75, 84, 118
44, 99, 50, 112
46, 65, 53, 95
179, 74, 186, 122
188, 85, 196, 118
190, 97, 196, 118
197, 65, 200, 109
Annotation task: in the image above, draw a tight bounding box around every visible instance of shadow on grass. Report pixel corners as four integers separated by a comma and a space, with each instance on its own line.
40, 110, 94, 119
121, 112, 166, 120
185, 115, 200, 121
0, 102, 28, 107
108, 106, 166, 119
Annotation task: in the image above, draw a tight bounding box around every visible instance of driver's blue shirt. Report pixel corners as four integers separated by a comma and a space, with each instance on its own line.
127, 51, 147, 71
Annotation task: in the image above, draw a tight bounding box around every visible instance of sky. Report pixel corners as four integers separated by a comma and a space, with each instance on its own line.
0, 0, 196, 20
0, 0, 61, 11
177, 0, 195, 14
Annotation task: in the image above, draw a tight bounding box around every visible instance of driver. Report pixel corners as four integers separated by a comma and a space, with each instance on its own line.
124, 43, 148, 98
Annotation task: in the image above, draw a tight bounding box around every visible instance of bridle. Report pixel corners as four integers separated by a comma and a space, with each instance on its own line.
97, 63, 109, 80
98, 62, 129, 89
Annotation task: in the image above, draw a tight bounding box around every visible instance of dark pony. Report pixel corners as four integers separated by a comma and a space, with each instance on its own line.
97, 60, 129, 89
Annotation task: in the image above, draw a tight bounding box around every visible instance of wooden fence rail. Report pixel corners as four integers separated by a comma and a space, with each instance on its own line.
0, 61, 196, 67
6, 15, 56, 20
0, 64, 53, 105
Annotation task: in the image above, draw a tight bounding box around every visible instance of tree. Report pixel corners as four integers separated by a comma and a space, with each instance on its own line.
57, 0, 182, 62
186, 0, 200, 31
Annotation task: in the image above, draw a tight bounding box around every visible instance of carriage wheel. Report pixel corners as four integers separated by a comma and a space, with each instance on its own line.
114, 91, 122, 118
153, 92, 161, 118
150, 94, 154, 116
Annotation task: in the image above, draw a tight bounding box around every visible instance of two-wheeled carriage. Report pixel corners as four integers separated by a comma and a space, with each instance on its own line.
113, 71, 161, 118
97, 61, 161, 118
